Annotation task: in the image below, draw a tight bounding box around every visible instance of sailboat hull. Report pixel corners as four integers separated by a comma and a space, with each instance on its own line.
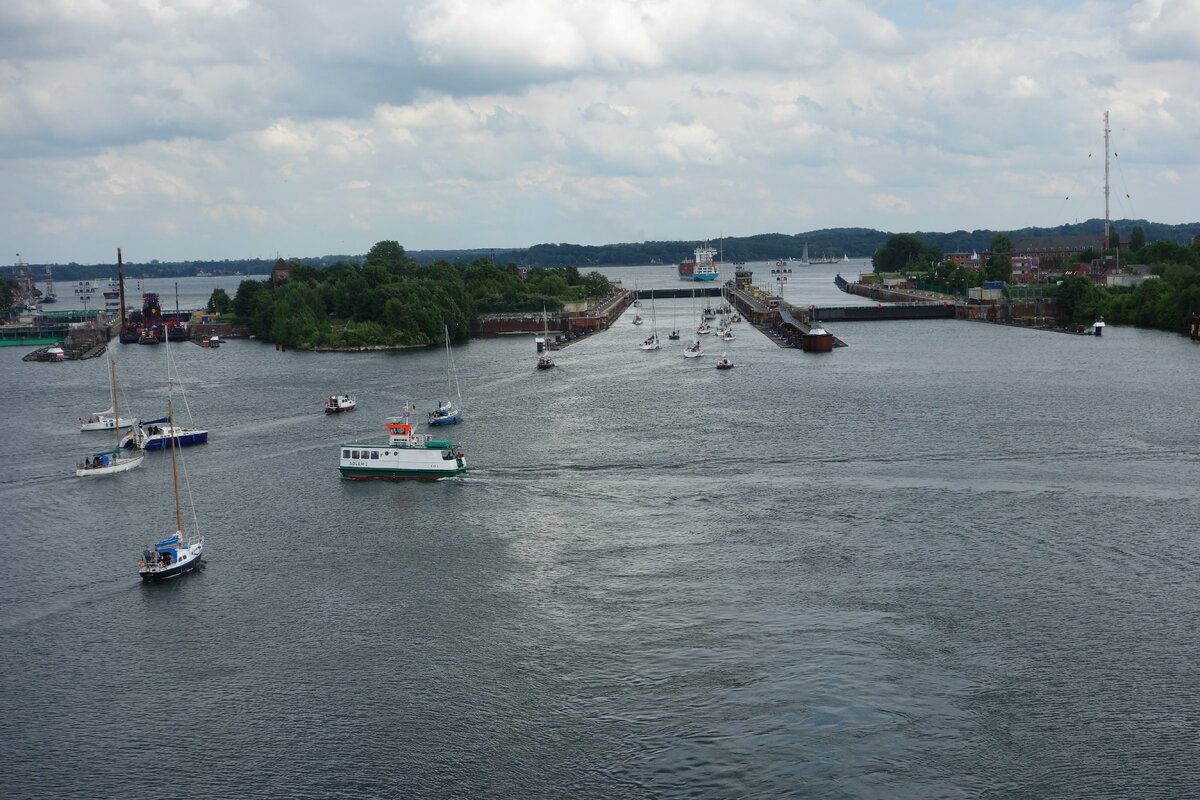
139, 553, 203, 581
427, 413, 460, 426
75, 453, 145, 477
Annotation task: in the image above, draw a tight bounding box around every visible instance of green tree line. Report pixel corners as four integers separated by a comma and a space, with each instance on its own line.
873, 230, 1200, 334
220, 241, 613, 349
1056, 235, 1200, 331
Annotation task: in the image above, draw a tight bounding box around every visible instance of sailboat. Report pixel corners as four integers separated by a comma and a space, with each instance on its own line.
715, 352, 734, 369
122, 333, 208, 450
138, 396, 204, 580
683, 338, 703, 358
537, 307, 556, 370
668, 294, 681, 340
76, 358, 145, 477
427, 323, 463, 426
79, 366, 137, 433
640, 290, 660, 350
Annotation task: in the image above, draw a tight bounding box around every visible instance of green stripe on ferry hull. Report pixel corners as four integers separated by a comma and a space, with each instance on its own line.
339, 465, 466, 480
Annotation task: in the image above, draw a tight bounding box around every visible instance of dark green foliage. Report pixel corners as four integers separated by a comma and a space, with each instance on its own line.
990, 233, 1013, 253
228, 242, 613, 348
1061, 238, 1200, 331
0, 276, 13, 311
872, 234, 942, 273
1129, 226, 1146, 251
985, 255, 1013, 283
206, 288, 232, 314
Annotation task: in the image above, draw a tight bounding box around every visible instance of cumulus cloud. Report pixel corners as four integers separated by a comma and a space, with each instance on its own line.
0, 0, 1197, 261
1126, 0, 1200, 61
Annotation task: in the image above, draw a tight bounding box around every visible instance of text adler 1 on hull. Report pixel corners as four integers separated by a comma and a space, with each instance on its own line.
339, 405, 466, 481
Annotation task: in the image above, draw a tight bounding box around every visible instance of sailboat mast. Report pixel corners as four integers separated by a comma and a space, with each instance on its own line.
168, 397, 183, 533
445, 324, 453, 401
117, 248, 127, 332
110, 359, 121, 450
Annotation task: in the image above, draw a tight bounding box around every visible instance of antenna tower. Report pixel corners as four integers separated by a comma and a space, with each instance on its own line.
1103, 110, 1111, 251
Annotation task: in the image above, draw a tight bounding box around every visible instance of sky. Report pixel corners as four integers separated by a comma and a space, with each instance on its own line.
2, 0, 1198, 264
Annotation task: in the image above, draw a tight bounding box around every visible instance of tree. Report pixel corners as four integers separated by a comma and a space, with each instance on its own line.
1057, 276, 1099, 322
233, 279, 271, 320
206, 288, 233, 314
989, 232, 1012, 254
872, 233, 940, 273
985, 254, 1012, 283
0, 276, 13, 311
1129, 225, 1146, 252
365, 240, 407, 271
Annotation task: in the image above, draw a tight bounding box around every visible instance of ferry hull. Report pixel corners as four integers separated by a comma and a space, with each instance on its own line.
678, 271, 719, 281
338, 464, 466, 480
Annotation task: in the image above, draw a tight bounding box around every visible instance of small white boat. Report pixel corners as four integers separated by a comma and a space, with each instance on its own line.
696, 322, 711, 335
536, 307, 555, 370
76, 447, 145, 477
632, 313, 643, 326
427, 324, 464, 425
715, 354, 734, 370
683, 340, 703, 358
80, 407, 137, 432
75, 359, 144, 477
326, 394, 357, 414
640, 333, 660, 351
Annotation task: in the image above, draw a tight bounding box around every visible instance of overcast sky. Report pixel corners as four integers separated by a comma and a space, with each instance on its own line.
3, 0, 1197, 264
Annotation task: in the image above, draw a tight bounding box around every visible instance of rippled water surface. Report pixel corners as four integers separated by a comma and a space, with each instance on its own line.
3, 265, 1199, 798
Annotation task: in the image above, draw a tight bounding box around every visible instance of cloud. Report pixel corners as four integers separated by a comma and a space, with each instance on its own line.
1, 0, 1197, 262
1126, 0, 1200, 61
871, 194, 913, 214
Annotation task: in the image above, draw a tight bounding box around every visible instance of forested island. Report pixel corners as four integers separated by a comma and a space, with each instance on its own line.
211, 241, 613, 349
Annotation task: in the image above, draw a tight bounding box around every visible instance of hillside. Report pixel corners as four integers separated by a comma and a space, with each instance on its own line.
4, 220, 1198, 279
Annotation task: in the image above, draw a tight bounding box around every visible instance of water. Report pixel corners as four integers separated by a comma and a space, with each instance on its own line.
3, 264, 1200, 798
42, 274, 264, 315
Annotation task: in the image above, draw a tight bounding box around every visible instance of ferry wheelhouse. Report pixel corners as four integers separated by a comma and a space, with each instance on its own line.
339, 408, 465, 480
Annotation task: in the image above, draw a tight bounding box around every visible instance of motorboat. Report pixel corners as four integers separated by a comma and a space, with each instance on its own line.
326, 394, 357, 414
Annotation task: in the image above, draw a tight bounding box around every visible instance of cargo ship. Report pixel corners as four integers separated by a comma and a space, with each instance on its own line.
678, 245, 719, 281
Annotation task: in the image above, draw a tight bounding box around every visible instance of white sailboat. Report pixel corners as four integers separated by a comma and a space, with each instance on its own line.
640, 290, 660, 350
427, 323, 463, 426
138, 396, 204, 580
537, 307, 555, 369
75, 358, 145, 477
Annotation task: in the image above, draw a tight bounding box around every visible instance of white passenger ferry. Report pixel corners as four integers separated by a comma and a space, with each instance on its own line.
339, 404, 465, 480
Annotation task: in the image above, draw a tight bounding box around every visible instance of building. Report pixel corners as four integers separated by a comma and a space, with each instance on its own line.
271, 258, 291, 287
